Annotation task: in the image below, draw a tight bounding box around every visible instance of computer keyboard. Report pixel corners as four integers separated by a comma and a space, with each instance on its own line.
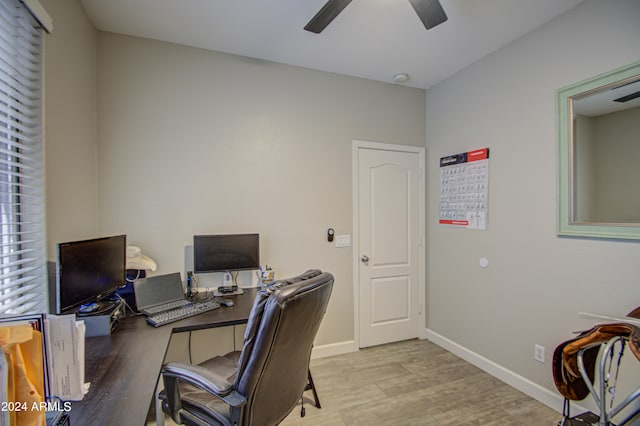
146, 300, 221, 327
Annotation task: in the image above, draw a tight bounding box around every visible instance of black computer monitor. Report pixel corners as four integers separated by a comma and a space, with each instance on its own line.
193, 234, 260, 273
56, 235, 126, 314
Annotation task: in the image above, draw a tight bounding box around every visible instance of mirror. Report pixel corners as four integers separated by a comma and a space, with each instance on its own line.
558, 60, 640, 240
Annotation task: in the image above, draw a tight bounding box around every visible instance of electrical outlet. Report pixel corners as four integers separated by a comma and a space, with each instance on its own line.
534, 344, 545, 363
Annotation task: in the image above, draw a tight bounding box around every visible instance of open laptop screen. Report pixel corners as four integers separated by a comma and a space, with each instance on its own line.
133, 272, 185, 311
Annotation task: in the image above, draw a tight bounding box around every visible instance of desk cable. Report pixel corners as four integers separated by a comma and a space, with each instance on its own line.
113, 293, 143, 316
188, 274, 219, 303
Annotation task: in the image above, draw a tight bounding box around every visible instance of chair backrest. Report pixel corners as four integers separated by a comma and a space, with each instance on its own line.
231, 270, 333, 426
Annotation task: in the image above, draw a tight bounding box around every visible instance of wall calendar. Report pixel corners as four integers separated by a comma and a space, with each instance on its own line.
439, 148, 490, 230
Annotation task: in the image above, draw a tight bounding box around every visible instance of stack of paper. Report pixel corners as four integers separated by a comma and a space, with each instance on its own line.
43, 315, 88, 401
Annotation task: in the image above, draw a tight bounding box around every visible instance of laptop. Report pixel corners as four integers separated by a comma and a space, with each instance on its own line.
133, 272, 191, 316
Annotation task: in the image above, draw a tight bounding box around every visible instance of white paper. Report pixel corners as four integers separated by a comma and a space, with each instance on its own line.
44, 315, 88, 401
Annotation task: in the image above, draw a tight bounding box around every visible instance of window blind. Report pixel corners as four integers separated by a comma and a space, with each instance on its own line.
0, 0, 47, 314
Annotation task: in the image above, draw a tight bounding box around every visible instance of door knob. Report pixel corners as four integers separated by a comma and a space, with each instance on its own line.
361, 255, 369, 263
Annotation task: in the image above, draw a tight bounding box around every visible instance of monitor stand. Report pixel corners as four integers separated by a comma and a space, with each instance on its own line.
76, 299, 125, 337
213, 286, 244, 297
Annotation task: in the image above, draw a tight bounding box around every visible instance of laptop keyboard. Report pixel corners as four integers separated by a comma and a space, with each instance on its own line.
146, 300, 221, 327
144, 299, 191, 315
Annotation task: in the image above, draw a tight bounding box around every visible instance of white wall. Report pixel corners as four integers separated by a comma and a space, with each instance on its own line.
43, 0, 99, 256
95, 32, 426, 346
425, 0, 640, 413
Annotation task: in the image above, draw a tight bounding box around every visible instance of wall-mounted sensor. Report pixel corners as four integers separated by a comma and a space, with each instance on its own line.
327, 228, 335, 242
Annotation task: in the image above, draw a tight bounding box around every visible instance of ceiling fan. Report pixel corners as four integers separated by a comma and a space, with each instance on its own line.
304, 0, 448, 34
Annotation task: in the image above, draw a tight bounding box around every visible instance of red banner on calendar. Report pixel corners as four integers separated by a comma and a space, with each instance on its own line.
467, 148, 489, 162
438, 220, 470, 226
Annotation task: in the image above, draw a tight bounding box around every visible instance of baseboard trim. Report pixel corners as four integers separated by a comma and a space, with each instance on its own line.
311, 339, 358, 359
424, 328, 586, 415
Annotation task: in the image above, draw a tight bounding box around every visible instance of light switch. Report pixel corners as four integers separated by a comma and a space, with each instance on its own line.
335, 234, 351, 248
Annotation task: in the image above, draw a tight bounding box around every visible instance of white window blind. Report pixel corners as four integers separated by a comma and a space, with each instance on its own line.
0, 0, 47, 314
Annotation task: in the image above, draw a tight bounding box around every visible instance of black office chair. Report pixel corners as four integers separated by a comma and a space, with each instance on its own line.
159, 270, 334, 426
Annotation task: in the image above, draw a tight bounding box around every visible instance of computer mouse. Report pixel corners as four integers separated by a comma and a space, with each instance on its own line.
220, 299, 234, 307
78, 302, 99, 313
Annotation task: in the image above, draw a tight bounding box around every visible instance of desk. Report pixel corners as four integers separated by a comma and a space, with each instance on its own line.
70, 288, 258, 425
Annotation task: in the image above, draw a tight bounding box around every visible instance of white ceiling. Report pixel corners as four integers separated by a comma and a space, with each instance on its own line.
79, 0, 585, 90
574, 80, 640, 117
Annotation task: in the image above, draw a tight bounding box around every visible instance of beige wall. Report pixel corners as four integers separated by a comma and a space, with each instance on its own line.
95, 32, 426, 345
425, 0, 640, 413
574, 115, 596, 222
575, 107, 640, 223
593, 106, 640, 222
43, 0, 98, 256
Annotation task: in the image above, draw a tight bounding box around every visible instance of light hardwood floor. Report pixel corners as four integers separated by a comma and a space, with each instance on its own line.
281, 339, 561, 425
157, 338, 563, 425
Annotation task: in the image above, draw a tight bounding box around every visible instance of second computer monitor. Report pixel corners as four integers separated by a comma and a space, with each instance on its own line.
193, 233, 260, 273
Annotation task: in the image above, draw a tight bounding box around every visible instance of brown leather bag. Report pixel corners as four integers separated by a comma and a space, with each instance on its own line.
553, 322, 640, 400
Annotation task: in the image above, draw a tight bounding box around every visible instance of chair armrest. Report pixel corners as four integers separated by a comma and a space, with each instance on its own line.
162, 362, 247, 407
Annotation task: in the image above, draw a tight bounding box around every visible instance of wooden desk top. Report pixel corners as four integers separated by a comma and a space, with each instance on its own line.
70, 288, 258, 425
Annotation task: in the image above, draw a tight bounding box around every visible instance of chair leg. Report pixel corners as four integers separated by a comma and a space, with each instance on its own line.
155, 387, 166, 426
305, 369, 321, 409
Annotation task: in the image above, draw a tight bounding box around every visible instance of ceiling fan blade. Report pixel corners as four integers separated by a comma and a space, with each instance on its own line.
304, 0, 353, 34
408, 0, 448, 30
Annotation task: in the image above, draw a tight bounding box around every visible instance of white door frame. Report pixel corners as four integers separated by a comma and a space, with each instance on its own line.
352, 140, 426, 348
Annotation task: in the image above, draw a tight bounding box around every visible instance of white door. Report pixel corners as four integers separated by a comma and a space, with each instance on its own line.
355, 142, 424, 348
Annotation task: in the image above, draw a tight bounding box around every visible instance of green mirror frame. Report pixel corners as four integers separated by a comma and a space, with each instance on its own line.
557, 60, 640, 240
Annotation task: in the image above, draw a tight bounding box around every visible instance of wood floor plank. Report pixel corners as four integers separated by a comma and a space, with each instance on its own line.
282, 339, 560, 425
